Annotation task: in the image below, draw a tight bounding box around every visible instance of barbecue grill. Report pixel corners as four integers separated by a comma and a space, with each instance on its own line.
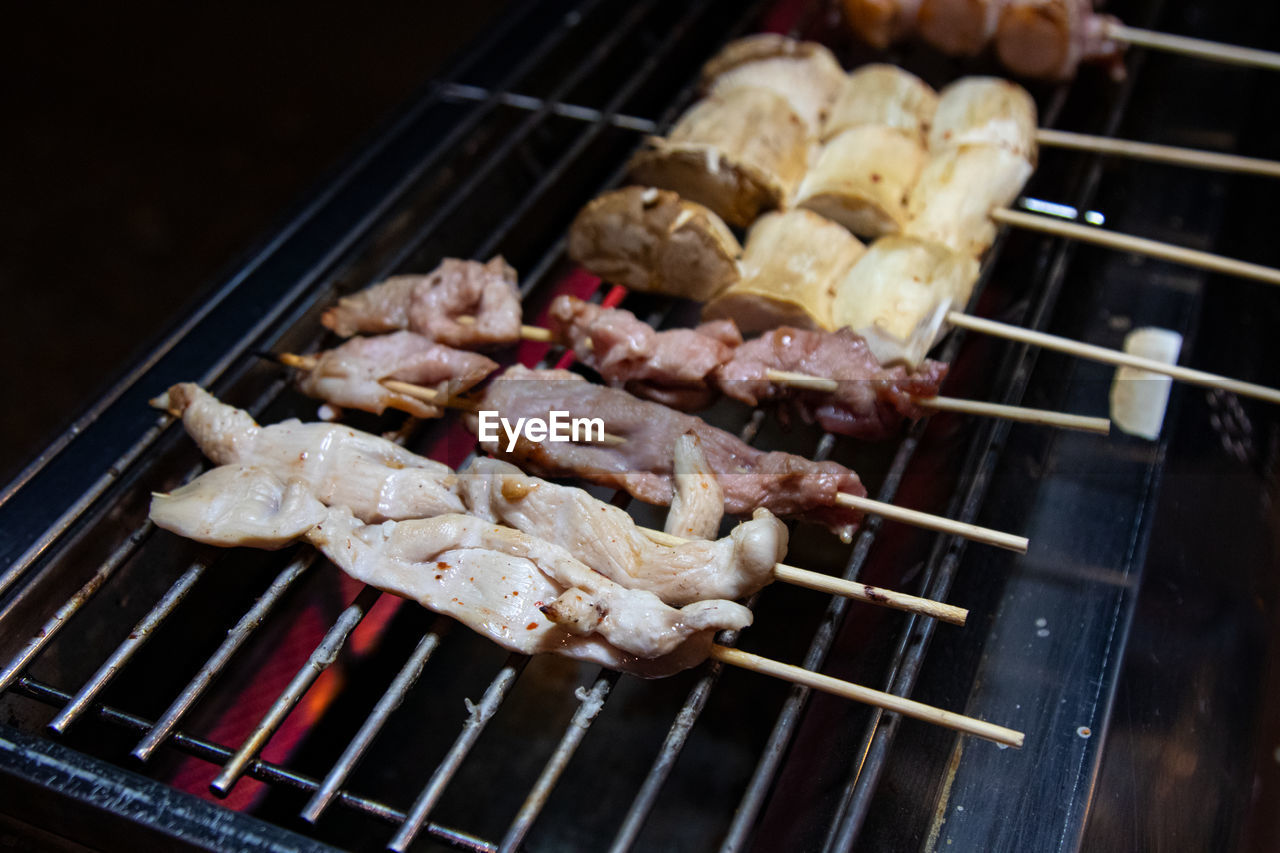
3, 0, 1279, 849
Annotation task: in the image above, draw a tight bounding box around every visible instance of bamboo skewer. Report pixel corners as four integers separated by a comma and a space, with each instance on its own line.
992, 208, 1280, 287
270, 353, 1029, 552
640, 527, 967, 625
946, 311, 1280, 406
1034, 129, 1280, 178
1105, 22, 1280, 72
765, 369, 1110, 435
709, 645, 1023, 748
384, 376, 1027, 551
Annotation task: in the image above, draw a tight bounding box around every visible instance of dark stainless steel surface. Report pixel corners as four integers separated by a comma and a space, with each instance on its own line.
1, 0, 1279, 850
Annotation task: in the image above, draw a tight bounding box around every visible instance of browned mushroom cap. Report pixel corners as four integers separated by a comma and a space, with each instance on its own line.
627, 88, 812, 228
567, 187, 742, 302
796, 126, 926, 239
822, 63, 939, 143
700, 34, 845, 133
831, 235, 979, 367
702, 209, 865, 334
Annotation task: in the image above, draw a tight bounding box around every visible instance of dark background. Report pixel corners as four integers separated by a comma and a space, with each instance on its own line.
1, 2, 509, 487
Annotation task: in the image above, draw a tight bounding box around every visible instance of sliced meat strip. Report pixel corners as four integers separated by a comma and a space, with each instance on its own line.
151, 465, 743, 676
321, 257, 522, 348
460, 456, 785, 606
468, 367, 867, 540
161, 383, 465, 522
715, 327, 948, 439
296, 331, 497, 417
665, 433, 725, 541
548, 294, 740, 410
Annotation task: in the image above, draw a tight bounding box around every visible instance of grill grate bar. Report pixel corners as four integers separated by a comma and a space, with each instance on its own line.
300, 617, 451, 823
133, 551, 317, 761
370, 0, 655, 281
12, 677, 498, 852
0, 521, 157, 696
471, 0, 714, 262
498, 672, 620, 852
389, 655, 530, 851
437, 83, 660, 133
608, 592, 763, 853
210, 584, 384, 796
608, 662, 726, 852
48, 559, 208, 734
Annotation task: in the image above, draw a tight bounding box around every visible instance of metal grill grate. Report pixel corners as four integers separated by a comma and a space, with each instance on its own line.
3, 0, 1275, 850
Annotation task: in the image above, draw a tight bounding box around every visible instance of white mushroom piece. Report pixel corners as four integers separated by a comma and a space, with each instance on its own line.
821, 63, 939, 143
627, 86, 812, 228
905, 77, 1038, 257
699, 34, 847, 135
702, 209, 866, 334
796, 126, 926, 239
830, 235, 980, 367
799, 65, 937, 239
567, 186, 742, 301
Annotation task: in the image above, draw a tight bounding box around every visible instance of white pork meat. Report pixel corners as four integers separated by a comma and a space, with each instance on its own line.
159, 383, 466, 522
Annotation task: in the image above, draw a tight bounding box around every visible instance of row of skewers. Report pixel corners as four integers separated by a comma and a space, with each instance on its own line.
839, 0, 1280, 80
142, 28, 1280, 761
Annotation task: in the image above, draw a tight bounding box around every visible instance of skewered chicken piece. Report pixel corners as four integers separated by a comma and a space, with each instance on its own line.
157, 384, 977, 617
460, 454, 787, 606
469, 366, 868, 540
148, 466, 1015, 744
666, 432, 726, 540
156, 383, 467, 522
321, 257, 522, 348
159, 384, 797, 606
151, 465, 749, 675
291, 331, 497, 418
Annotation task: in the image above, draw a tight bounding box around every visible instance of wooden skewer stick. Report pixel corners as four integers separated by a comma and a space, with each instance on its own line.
1035, 129, 1280, 178
835, 493, 1027, 553
946, 311, 1280, 406
640, 527, 967, 625
765, 369, 1111, 435
709, 645, 1023, 748
274, 355, 1027, 551
1105, 22, 1280, 72
992, 208, 1280, 287
455, 314, 556, 343
385, 376, 1027, 551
